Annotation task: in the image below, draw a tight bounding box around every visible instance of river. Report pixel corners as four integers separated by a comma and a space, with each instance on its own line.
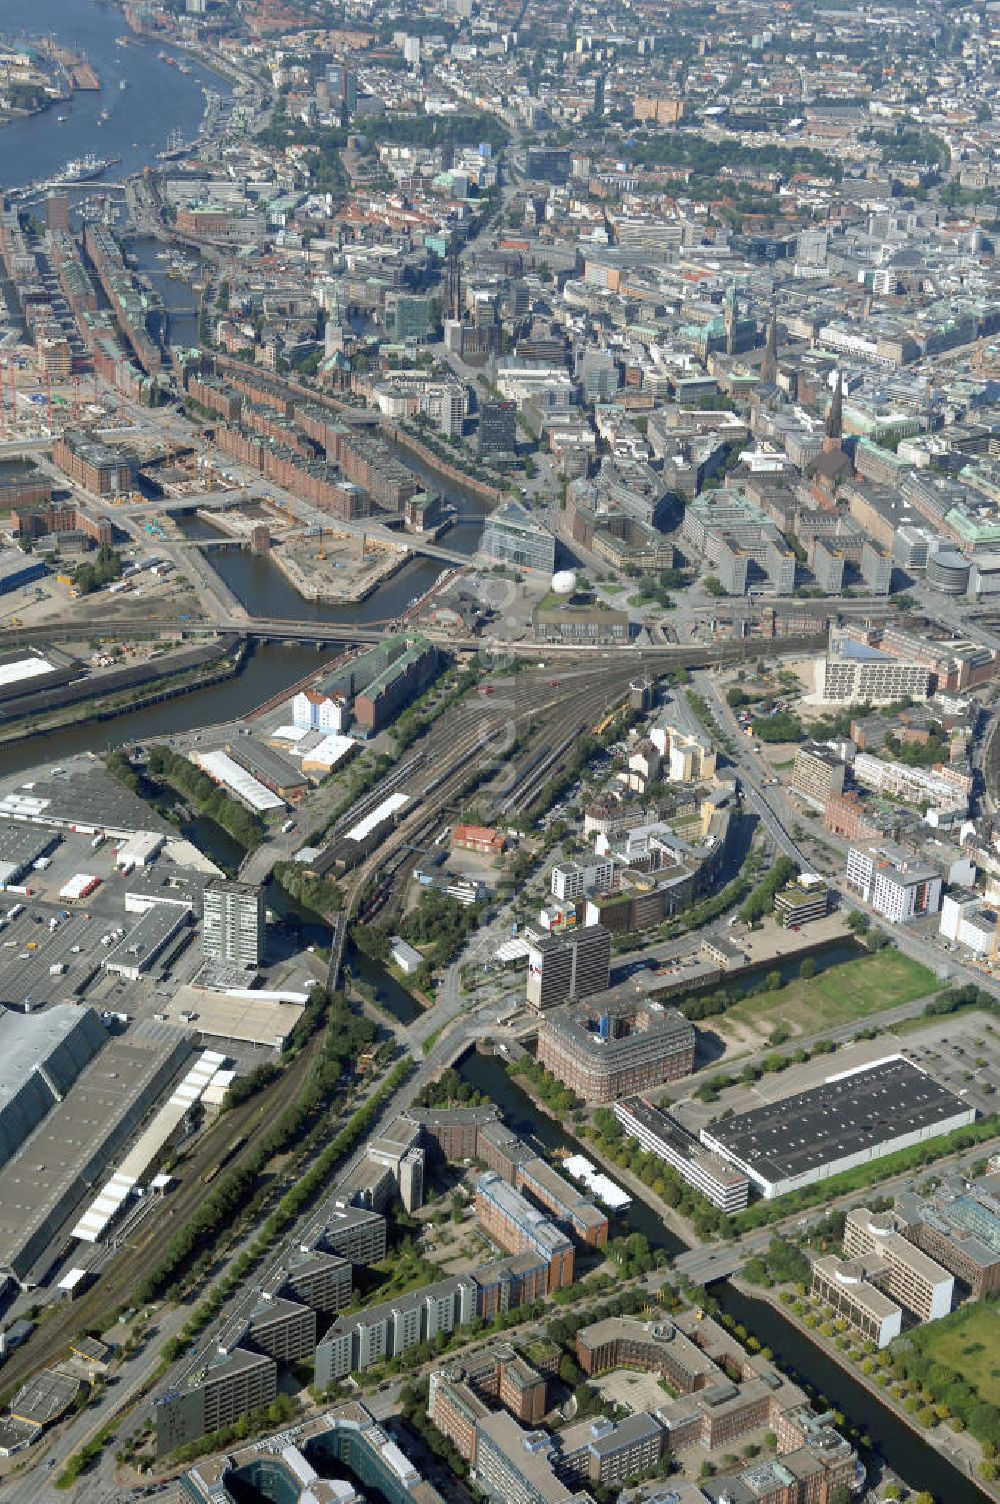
2, 0, 223, 193
457, 1049, 990, 1503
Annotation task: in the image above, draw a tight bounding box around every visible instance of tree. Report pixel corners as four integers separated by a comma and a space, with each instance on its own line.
799, 957, 817, 979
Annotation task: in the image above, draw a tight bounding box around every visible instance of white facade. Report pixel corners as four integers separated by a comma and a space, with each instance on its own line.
551, 857, 616, 901
939, 892, 997, 955
846, 843, 942, 922
292, 691, 345, 733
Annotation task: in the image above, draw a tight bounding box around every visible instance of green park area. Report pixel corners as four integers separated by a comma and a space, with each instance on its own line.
720, 949, 937, 1041
912, 1301, 1000, 1408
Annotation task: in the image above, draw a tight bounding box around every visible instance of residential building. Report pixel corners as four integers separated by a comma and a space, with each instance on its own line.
551, 858, 616, 901
316, 1275, 478, 1383
790, 743, 846, 809
845, 843, 942, 922
203, 880, 265, 969
282, 1250, 352, 1314
559, 1413, 664, 1487
246, 1294, 317, 1363
155, 1348, 276, 1456
819, 634, 934, 705
322, 1206, 386, 1266
939, 891, 998, 955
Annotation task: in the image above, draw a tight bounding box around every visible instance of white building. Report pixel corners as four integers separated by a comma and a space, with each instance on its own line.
845, 842, 942, 923
939, 891, 997, 955
551, 857, 616, 901
292, 690, 346, 734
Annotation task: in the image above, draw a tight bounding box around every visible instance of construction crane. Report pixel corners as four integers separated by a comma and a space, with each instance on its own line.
317, 526, 326, 562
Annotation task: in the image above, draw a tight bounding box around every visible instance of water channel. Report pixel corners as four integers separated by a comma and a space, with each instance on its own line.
457, 1050, 989, 1502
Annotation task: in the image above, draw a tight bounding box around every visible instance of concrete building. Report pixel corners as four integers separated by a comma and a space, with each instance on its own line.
282, 1249, 352, 1313
810, 1257, 903, 1348
322, 1206, 387, 1266
315, 1274, 478, 1383
845, 843, 942, 923
479, 400, 517, 458
790, 743, 846, 810
819, 634, 934, 705
614, 1098, 749, 1212
773, 874, 832, 928
843, 1206, 953, 1321
526, 925, 611, 1010
155, 1347, 277, 1457
473, 1411, 590, 1504
550, 858, 615, 901
649, 721, 718, 783
203, 880, 265, 969
246, 1294, 317, 1363
939, 891, 998, 955
536, 995, 696, 1102
559, 1412, 664, 1487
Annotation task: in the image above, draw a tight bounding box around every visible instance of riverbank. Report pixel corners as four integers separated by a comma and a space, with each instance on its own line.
0, 639, 247, 747
385, 421, 507, 505
744, 1282, 995, 1501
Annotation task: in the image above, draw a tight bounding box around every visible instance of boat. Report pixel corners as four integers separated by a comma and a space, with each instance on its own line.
56, 114, 67, 123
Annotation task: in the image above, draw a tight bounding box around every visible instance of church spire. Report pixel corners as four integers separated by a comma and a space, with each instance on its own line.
824, 368, 843, 447
760, 309, 778, 385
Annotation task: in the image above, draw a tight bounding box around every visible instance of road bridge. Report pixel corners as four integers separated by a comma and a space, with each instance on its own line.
673, 1245, 747, 1285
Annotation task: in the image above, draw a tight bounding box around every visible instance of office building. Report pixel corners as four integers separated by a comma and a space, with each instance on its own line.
790, 743, 845, 810
576, 1315, 718, 1390
649, 721, 717, 783
550, 858, 615, 901
844, 843, 942, 922
480, 500, 556, 574
939, 891, 998, 956
537, 995, 696, 1102
474, 1411, 589, 1504
325, 62, 357, 113
474, 1173, 574, 1291
700, 1056, 975, 1200
560, 1413, 663, 1487
843, 1206, 953, 1321
896, 1176, 1000, 1298
773, 874, 831, 928
203, 880, 265, 969
52, 429, 132, 495
810, 1257, 903, 1349
614, 1099, 749, 1212
526, 925, 611, 1010
479, 400, 517, 458
155, 1347, 277, 1456
515, 1156, 608, 1246
861, 540, 892, 595
428, 1345, 550, 1463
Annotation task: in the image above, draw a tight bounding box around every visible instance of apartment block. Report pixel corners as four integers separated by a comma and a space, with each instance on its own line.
551, 858, 616, 901
845, 842, 942, 922
282, 1250, 352, 1314
790, 743, 846, 810
322, 1206, 387, 1265
155, 1347, 277, 1456
246, 1294, 317, 1363
819, 634, 934, 705
316, 1274, 478, 1384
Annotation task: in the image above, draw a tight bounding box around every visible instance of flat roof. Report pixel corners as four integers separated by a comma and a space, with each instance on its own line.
704, 1057, 972, 1186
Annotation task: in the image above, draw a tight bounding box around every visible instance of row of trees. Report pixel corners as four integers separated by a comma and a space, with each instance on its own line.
146, 743, 264, 851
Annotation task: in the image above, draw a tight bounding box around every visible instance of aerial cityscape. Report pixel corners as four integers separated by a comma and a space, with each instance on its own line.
2, 0, 1000, 1502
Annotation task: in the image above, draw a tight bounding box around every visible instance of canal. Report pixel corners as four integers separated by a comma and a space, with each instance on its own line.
457, 1049, 989, 1503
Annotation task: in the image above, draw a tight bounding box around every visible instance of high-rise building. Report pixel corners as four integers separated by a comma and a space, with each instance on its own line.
155, 1347, 276, 1456
478, 400, 517, 458
325, 63, 357, 114
525, 925, 611, 1010
203, 880, 265, 969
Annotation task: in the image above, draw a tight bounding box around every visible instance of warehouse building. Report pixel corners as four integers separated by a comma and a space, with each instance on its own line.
700, 1057, 975, 1200
101, 904, 190, 981
52, 429, 132, 495
0, 550, 47, 596
537, 995, 696, 1103
0, 1005, 106, 1168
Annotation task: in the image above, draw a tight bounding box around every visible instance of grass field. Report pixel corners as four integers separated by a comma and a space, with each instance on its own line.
720, 949, 938, 1040
914, 1303, 1000, 1406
